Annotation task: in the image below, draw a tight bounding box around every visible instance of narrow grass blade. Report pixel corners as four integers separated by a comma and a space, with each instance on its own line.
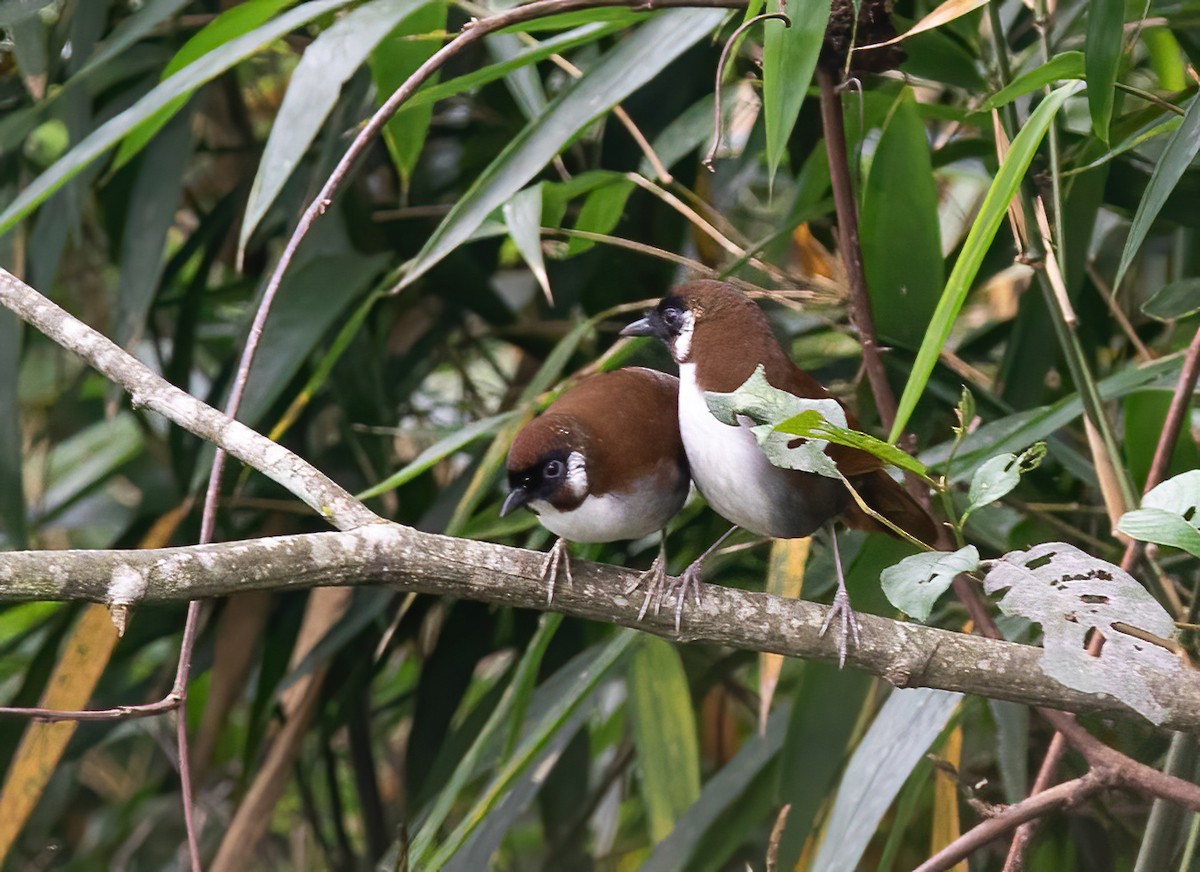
810, 688, 962, 871
889, 82, 1081, 443
0, 0, 355, 235
1085, 0, 1125, 142
1114, 93, 1200, 293
423, 629, 636, 870
628, 636, 701, 841
761, 0, 829, 182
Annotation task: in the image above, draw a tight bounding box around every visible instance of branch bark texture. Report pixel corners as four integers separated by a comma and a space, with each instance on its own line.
2, 524, 1198, 731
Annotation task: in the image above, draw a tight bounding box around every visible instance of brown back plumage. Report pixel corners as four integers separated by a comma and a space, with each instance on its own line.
506, 367, 688, 509
674, 280, 937, 544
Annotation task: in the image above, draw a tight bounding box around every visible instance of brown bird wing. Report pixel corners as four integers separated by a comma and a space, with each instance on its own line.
843, 468, 939, 545
762, 353, 937, 543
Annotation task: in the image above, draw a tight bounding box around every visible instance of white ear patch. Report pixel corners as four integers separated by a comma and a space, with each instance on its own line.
671, 311, 695, 363
565, 450, 589, 497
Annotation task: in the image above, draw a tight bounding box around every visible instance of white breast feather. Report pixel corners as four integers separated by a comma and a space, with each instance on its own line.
530, 465, 684, 543
678, 362, 833, 538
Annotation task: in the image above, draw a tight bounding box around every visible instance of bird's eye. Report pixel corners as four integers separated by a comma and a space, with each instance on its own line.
543, 460, 564, 478
661, 306, 683, 327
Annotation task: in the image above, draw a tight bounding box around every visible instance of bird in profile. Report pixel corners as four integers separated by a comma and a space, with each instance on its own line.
622, 280, 937, 664
501, 367, 690, 612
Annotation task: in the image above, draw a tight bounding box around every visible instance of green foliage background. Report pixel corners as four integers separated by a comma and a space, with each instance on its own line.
0, 0, 1198, 868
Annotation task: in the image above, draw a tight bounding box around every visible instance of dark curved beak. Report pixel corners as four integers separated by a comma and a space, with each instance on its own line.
501, 487, 530, 517
621, 316, 656, 338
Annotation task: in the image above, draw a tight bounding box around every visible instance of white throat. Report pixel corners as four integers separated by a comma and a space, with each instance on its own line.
670, 311, 695, 363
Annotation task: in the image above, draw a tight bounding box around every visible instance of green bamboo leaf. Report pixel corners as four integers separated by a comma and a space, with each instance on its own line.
391, 20, 629, 116
371, 0, 447, 193
761, 0, 829, 183
810, 688, 962, 870
396, 8, 726, 290
1114, 94, 1200, 294
860, 88, 943, 350
628, 636, 701, 842
0, 308, 23, 548
114, 112, 193, 348
1143, 26, 1186, 91
503, 184, 552, 303
236, 253, 389, 428
0, 0, 355, 235
889, 82, 1082, 443
1062, 113, 1181, 178
423, 629, 636, 870
111, 0, 297, 170
567, 177, 634, 255
921, 352, 1185, 483
977, 51, 1084, 111
40, 414, 145, 520
240, 0, 434, 260
406, 612, 562, 866
357, 410, 520, 500
0, 0, 50, 26
489, 31, 549, 121
1085, 0, 1124, 142
0, 183, 25, 548
76, 0, 194, 77
640, 702, 791, 871
989, 700, 1030, 802
638, 87, 733, 177
1142, 278, 1200, 321
773, 665, 873, 868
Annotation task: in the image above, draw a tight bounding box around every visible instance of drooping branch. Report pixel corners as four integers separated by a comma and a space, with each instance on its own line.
1, 524, 1199, 733
915, 772, 1110, 872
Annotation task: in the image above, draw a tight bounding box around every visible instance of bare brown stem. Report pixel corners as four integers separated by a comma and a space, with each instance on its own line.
918, 772, 1107, 872
816, 64, 897, 430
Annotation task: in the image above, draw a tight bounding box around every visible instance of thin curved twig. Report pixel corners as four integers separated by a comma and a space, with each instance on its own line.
702, 12, 791, 169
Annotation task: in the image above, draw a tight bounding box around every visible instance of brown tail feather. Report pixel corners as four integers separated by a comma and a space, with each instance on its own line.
843, 469, 939, 546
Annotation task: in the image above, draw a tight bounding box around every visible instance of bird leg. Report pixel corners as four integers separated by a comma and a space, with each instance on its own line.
818, 521, 861, 668
624, 532, 669, 621
663, 525, 738, 632
541, 537, 574, 604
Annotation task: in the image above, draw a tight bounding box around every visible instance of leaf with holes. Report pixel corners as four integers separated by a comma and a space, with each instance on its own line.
983, 542, 1181, 724
704, 365, 846, 478
881, 545, 980, 621
775, 411, 929, 478
1117, 470, 1200, 558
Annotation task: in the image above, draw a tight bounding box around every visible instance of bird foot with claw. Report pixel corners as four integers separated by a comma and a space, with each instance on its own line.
819, 590, 861, 669
660, 562, 704, 633
541, 538, 573, 604
624, 550, 669, 621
